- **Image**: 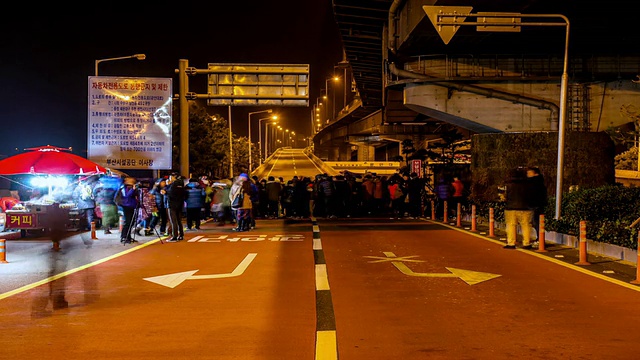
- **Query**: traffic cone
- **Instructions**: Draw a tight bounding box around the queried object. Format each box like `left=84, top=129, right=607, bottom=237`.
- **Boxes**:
left=0, top=239, right=8, bottom=263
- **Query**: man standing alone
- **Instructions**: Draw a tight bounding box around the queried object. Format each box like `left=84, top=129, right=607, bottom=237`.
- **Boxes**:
left=526, top=166, right=547, bottom=242
left=503, top=168, right=534, bottom=250
left=165, top=174, right=185, bottom=241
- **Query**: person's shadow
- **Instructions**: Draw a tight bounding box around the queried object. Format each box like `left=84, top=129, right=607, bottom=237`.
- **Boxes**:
left=31, top=206, right=100, bottom=319
left=31, top=249, right=68, bottom=319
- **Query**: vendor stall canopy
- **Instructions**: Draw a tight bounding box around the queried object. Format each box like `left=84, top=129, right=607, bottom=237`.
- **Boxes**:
left=0, top=145, right=107, bottom=175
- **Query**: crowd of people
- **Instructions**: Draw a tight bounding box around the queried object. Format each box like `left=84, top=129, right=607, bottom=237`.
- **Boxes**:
left=210, top=171, right=469, bottom=232
left=2, top=166, right=547, bottom=249
left=69, top=171, right=472, bottom=239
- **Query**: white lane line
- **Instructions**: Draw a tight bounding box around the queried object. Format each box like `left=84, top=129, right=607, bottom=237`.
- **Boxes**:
left=265, top=150, right=284, bottom=178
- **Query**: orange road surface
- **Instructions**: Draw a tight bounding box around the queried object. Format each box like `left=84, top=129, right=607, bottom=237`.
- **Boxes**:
left=0, top=224, right=316, bottom=360
left=317, top=219, right=640, bottom=359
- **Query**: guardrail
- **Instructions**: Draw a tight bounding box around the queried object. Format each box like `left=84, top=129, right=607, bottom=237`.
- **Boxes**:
left=324, top=161, right=401, bottom=168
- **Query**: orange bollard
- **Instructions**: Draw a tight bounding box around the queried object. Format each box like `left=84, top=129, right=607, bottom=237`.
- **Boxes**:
left=536, top=214, right=547, bottom=252
left=456, top=203, right=461, bottom=227
left=471, top=205, right=477, bottom=232
left=488, top=207, right=495, bottom=237
left=90, top=221, right=98, bottom=240
left=0, top=239, right=8, bottom=263
left=52, top=240, right=60, bottom=252
left=431, top=200, right=436, bottom=220
left=119, top=215, right=124, bottom=232
left=575, top=220, right=591, bottom=265
left=443, top=201, right=448, bottom=223
left=631, top=230, right=640, bottom=285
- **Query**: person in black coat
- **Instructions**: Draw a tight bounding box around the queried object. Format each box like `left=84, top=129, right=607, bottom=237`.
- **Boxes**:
left=503, top=167, right=534, bottom=249
left=526, top=166, right=547, bottom=241
left=184, top=179, right=205, bottom=230
left=164, top=174, right=185, bottom=241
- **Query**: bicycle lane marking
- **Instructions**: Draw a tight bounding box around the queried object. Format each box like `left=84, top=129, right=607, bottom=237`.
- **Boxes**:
left=0, top=230, right=317, bottom=360
left=318, top=222, right=640, bottom=359
left=424, top=219, right=640, bottom=293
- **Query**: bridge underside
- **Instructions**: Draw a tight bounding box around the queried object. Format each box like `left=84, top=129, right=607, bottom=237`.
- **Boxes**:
left=315, top=0, right=640, bottom=161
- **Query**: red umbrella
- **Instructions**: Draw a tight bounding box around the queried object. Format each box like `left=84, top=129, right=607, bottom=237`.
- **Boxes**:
left=0, top=145, right=106, bottom=175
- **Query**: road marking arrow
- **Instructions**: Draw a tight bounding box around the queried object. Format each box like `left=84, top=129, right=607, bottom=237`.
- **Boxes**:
left=373, top=252, right=501, bottom=286
left=143, top=253, right=257, bottom=288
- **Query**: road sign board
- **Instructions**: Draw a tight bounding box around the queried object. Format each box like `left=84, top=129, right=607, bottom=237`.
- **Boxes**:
left=476, top=12, right=521, bottom=32
left=207, top=63, right=309, bottom=106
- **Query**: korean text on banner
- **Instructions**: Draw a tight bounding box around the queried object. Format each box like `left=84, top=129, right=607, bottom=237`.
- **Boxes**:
left=87, top=76, right=173, bottom=170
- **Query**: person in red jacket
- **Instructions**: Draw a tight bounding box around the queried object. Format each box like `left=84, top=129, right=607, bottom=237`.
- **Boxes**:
left=451, top=176, right=465, bottom=219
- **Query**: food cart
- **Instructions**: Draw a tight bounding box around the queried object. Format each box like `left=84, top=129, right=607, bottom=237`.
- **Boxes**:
left=0, top=145, right=109, bottom=235
left=3, top=201, right=82, bottom=235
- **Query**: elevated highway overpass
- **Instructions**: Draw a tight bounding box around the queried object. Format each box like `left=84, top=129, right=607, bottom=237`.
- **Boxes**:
left=313, top=0, right=640, bottom=162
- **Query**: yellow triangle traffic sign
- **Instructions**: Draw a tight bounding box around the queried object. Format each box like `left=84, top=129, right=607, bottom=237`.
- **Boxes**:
left=423, top=5, right=473, bottom=45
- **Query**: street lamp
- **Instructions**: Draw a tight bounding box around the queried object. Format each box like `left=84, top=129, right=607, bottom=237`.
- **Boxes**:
left=95, top=54, right=146, bottom=76
left=248, top=109, right=273, bottom=173
left=324, top=76, right=340, bottom=122
left=277, top=126, right=283, bottom=150
left=259, top=115, right=278, bottom=166
left=265, top=121, right=278, bottom=158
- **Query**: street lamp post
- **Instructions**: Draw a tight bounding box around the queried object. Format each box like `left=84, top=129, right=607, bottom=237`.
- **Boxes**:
left=258, top=115, right=277, bottom=166
left=95, top=54, right=146, bottom=76
left=325, top=76, right=339, bottom=122
left=247, top=109, right=272, bottom=174
left=265, top=121, right=278, bottom=159
left=277, top=126, right=282, bottom=150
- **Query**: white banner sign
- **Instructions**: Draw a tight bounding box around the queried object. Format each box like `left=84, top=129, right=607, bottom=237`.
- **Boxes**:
left=87, top=76, right=172, bottom=170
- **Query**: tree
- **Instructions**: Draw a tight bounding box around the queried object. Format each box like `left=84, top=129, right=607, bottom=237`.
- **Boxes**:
left=229, top=135, right=261, bottom=176
left=401, top=138, right=415, bottom=165
left=615, top=146, right=638, bottom=170
left=172, top=101, right=234, bottom=179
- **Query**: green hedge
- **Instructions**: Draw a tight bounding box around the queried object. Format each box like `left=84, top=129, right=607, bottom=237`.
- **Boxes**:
left=470, top=184, right=640, bottom=250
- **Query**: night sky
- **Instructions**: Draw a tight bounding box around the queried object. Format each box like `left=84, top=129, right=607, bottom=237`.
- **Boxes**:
left=0, top=1, right=343, bottom=159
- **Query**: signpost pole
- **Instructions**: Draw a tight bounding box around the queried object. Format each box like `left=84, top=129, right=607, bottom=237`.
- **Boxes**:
left=228, top=106, right=234, bottom=178
left=178, top=59, right=190, bottom=179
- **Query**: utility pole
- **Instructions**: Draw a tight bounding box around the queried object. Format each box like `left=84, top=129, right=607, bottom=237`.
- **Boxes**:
left=178, top=59, right=189, bottom=179
left=228, top=106, right=233, bottom=178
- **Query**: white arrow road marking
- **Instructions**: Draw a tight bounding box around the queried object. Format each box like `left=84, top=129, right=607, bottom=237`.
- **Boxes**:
left=368, top=252, right=501, bottom=286
left=143, top=253, right=257, bottom=288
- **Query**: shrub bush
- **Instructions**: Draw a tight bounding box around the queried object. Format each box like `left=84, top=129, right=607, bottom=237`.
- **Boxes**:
left=470, top=184, right=640, bottom=249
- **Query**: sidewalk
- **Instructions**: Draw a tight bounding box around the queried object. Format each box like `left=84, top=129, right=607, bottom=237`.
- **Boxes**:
left=0, top=225, right=171, bottom=297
